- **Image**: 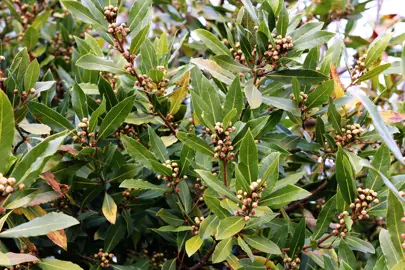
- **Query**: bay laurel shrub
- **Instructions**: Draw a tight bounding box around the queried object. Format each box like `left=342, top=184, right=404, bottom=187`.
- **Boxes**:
left=0, top=0, right=404, bottom=269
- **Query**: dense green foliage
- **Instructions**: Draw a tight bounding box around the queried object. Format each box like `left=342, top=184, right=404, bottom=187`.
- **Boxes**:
left=0, top=0, right=405, bottom=269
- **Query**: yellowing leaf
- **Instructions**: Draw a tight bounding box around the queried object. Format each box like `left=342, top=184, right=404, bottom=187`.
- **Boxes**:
left=102, top=193, right=117, bottom=224
left=330, top=64, right=345, bottom=98
left=170, top=72, right=190, bottom=114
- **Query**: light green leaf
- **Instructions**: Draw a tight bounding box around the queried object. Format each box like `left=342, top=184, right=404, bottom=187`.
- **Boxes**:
left=294, top=31, right=335, bottom=51
left=276, top=2, right=289, bottom=37
left=190, top=58, right=234, bottom=85
left=120, top=179, right=166, bottom=191
left=177, top=132, right=214, bottom=157
left=267, top=69, right=328, bottom=84
left=38, top=258, right=83, bottom=270
left=241, top=0, right=259, bottom=23
left=239, top=130, right=258, bottom=185
left=238, top=236, right=254, bottom=262
left=61, top=1, right=107, bottom=30
left=380, top=229, right=402, bottom=269
left=365, top=33, right=394, bottom=67
left=23, top=27, right=39, bottom=50
left=242, top=235, right=281, bottom=254
left=345, top=236, right=375, bottom=254
left=328, top=97, right=342, bottom=134
left=12, top=131, right=69, bottom=187
left=224, top=77, right=243, bottom=123
left=195, top=170, right=239, bottom=203
left=366, top=144, right=390, bottom=191
left=102, top=193, right=117, bottom=224
left=98, top=95, right=135, bottom=140
left=72, top=83, right=89, bottom=121
left=121, top=135, right=156, bottom=169
left=262, top=96, right=301, bottom=116
left=0, top=90, right=14, bottom=174
left=24, top=59, right=40, bottom=92
left=28, top=102, right=74, bottom=132
left=0, top=212, right=79, bottom=238
left=214, top=55, right=250, bottom=73
left=260, top=184, right=311, bottom=208
left=76, top=54, right=126, bottom=74
left=148, top=126, right=169, bottom=162
left=128, top=0, right=152, bottom=31
left=387, top=191, right=405, bottom=260
left=312, top=196, right=336, bottom=240
left=185, top=235, right=203, bottom=257
left=336, top=147, right=357, bottom=205
left=212, top=238, right=233, bottom=263
left=216, top=216, right=245, bottom=240
left=193, top=29, right=231, bottom=56
left=357, top=63, right=391, bottom=82
left=349, top=89, right=405, bottom=165
left=245, top=79, right=262, bottom=109
left=306, top=80, right=334, bottom=109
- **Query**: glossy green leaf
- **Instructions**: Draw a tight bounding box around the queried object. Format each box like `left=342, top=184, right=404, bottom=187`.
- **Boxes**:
left=242, top=235, right=281, bottom=254
left=0, top=90, right=14, bottom=174
left=72, top=83, right=89, bottom=121
left=76, top=54, right=126, bottom=74
left=98, top=95, right=135, bottom=140
left=306, top=80, right=334, bottom=109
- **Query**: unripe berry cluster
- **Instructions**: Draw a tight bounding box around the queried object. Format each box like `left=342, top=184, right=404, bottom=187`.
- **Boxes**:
left=289, top=91, right=309, bottom=111
left=108, top=23, right=130, bottom=37
left=283, top=256, right=301, bottom=270
left=235, top=179, right=266, bottom=221
left=114, top=124, right=139, bottom=140
left=191, top=216, right=204, bottom=235
left=103, top=5, right=118, bottom=23
left=332, top=211, right=350, bottom=237
left=335, top=124, right=364, bottom=148
left=230, top=42, right=246, bottom=64
left=150, top=252, right=167, bottom=268
left=73, top=118, right=96, bottom=147
left=50, top=199, right=70, bottom=212
left=0, top=174, right=24, bottom=194
left=134, top=68, right=169, bottom=96
left=329, top=4, right=354, bottom=21
left=93, top=249, right=114, bottom=268
left=122, top=188, right=133, bottom=198
left=157, top=160, right=188, bottom=191
left=349, top=54, right=367, bottom=80
left=289, top=91, right=308, bottom=103
left=49, top=32, right=73, bottom=63
left=261, top=34, right=294, bottom=65
left=203, top=122, right=236, bottom=161
left=349, top=188, right=379, bottom=220
left=194, top=178, right=206, bottom=202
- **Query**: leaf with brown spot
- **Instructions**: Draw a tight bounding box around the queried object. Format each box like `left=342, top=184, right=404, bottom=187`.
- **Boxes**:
left=21, top=206, right=68, bottom=250
left=380, top=110, right=405, bottom=123
left=58, top=145, right=79, bottom=156
left=40, top=171, right=69, bottom=196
